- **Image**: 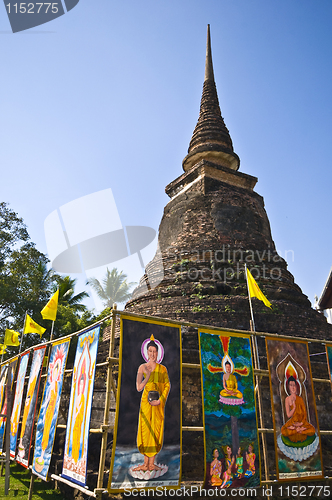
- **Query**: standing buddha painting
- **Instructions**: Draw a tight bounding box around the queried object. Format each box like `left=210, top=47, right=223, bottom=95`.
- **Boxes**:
left=199, top=330, right=260, bottom=490
left=108, top=317, right=182, bottom=492
left=62, top=325, right=100, bottom=487
left=266, top=338, right=323, bottom=480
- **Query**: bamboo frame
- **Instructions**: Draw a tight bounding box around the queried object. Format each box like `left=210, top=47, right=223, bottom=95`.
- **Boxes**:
left=3, top=307, right=332, bottom=498
left=95, top=304, right=117, bottom=497
left=251, top=329, right=270, bottom=496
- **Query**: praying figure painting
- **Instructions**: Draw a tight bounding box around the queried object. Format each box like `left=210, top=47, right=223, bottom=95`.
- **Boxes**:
left=266, top=338, right=323, bottom=481
left=108, top=317, right=182, bottom=492
left=62, top=325, right=100, bottom=487
left=325, top=344, right=332, bottom=391
left=199, top=330, right=260, bottom=490
left=16, top=346, right=46, bottom=468
left=32, top=339, right=70, bottom=481
left=0, top=357, right=18, bottom=453
left=10, top=351, right=30, bottom=459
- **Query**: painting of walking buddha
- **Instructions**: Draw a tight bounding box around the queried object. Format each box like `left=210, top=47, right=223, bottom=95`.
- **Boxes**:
left=266, top=338, right=323, bottom=480
left=62, top=326, right=100, bottom=487
left=199, top=330, right=260, bottom=490
left=108, top=316, right=182, bottom=492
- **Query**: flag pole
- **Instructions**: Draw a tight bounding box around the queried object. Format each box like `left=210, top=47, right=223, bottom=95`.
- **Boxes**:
left=244, top=263, right=256, bottom=332
left=245, top=264, right=270, bottom=493
left=19, top=311, right=28, bottom=355
left=50, top=321, right=55, bottom=343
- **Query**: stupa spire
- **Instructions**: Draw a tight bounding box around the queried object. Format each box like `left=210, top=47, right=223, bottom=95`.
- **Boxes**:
left=204, top=24, right=214, bottom=82
left=182, top=25, right=240, bottom=172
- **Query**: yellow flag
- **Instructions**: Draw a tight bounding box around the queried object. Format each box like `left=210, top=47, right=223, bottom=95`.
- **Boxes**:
left=23, top=314, right=46, bottom=338
left=246, top=267, right=272, bottom=309
left=4, top=329, right=20, bottom=347
left=41, top=289, right=59, bottom=321
left=0, top=344, right=6, bottom=355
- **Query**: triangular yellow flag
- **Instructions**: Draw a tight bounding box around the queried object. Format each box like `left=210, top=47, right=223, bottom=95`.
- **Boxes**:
left=41, top=289, right=59, bottom=321
left=0, top=344, right=6, bottom=355
left=4, top=329, right=20, bottom=347
left=23, top=314, right=46, bottom=338
left=246, top=267, right=272, bottom=309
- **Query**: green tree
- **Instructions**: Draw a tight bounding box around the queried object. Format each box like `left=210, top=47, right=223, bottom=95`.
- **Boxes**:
left=87, top=267, right=135, bottom=307
left=48, top=276, right=91, bottom=341
left=55, top=275, right=89, bottom=312
left=0, top=203, right=96, bottom=355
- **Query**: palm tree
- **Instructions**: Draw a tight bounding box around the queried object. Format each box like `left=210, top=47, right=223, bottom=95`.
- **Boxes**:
left=87, top=268, right=135, bottom=307
left=55, top=276, right=89, bottom=313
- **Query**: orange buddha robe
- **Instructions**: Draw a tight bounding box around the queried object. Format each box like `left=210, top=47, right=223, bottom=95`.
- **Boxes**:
left=281, top=395, right=315, bottom=443
left=137, top=363, right=170, bottom=458
left=71, top=393, right=85, bottom=463
left=41, top=384, right=57, bottom=451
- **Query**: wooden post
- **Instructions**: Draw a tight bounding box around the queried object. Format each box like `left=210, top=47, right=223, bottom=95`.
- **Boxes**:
left=250, top=329, right=270, bottom=498
left=96, top=305, right=117, bottom=491
left=4, top=366, right=12, bottom=496
left=27, top=473, right=35, bottom=500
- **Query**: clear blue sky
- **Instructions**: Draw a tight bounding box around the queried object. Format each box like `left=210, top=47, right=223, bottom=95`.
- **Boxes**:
left=1, top=0, right=332, bottom=312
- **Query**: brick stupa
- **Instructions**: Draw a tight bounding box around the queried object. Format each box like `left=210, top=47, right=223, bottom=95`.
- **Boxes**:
left=126, top=25, right=331, bottom=343
left=124, top=26, right=332, bottom=484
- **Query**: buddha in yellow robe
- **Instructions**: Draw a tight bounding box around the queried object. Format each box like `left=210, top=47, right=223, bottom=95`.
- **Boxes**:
left=71, top=375, right=85, bottom=463
left=281, top=376, right=315, bottom=443
left=133, top=340, right=170, bottom=472
left=220, top=361, right=243, bottom=399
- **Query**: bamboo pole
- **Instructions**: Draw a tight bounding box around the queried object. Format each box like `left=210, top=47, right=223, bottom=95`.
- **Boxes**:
left=27, top=319, right=55, bottom=500
left=51, top=473, right=97, bottom=498
left=4, top=366, right=12, bottom=496
left=250, top=329, right=271, bottom=498
left=96, top=304, right=117, bottom=492
left=19, top=311, right=28, bottom=355
left=27, top=473, right=35, bottom=500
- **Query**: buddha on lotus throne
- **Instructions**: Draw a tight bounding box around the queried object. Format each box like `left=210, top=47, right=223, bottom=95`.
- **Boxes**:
left=276, top=355, right=319, bottom=461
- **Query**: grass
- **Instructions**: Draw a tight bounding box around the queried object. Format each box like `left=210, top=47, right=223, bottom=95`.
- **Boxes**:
left=0, top=463, right=63, bottom=499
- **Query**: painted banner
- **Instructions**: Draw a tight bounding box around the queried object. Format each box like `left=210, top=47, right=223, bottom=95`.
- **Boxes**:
left=199, top=330, right=260, bottom=490
left=62, top=326, right=100, bottom=486
left=0, top=357, right=18, bottom=453
left=32, top=339, right=70, bottom=480
left=10, top=351, right=30, bottom=459
left=326, top=345, right=332, bottom=389
left=108, top=317, right=182, bottom=492
left=16, top=345, right=46, bottom=467
left=266, top=338, right=323, bottom=480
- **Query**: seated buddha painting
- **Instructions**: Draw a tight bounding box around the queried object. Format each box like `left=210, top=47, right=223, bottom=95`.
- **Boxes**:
left=266, top=338, right=323, bottom=481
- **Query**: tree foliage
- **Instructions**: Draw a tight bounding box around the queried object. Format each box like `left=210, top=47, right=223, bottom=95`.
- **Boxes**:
left=0, top=203, right=98, bottom=356
left=87, top=267, right=135, bottom=307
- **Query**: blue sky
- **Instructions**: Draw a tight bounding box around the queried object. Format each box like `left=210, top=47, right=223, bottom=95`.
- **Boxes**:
left=1, top=1, right=332, bottom=313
